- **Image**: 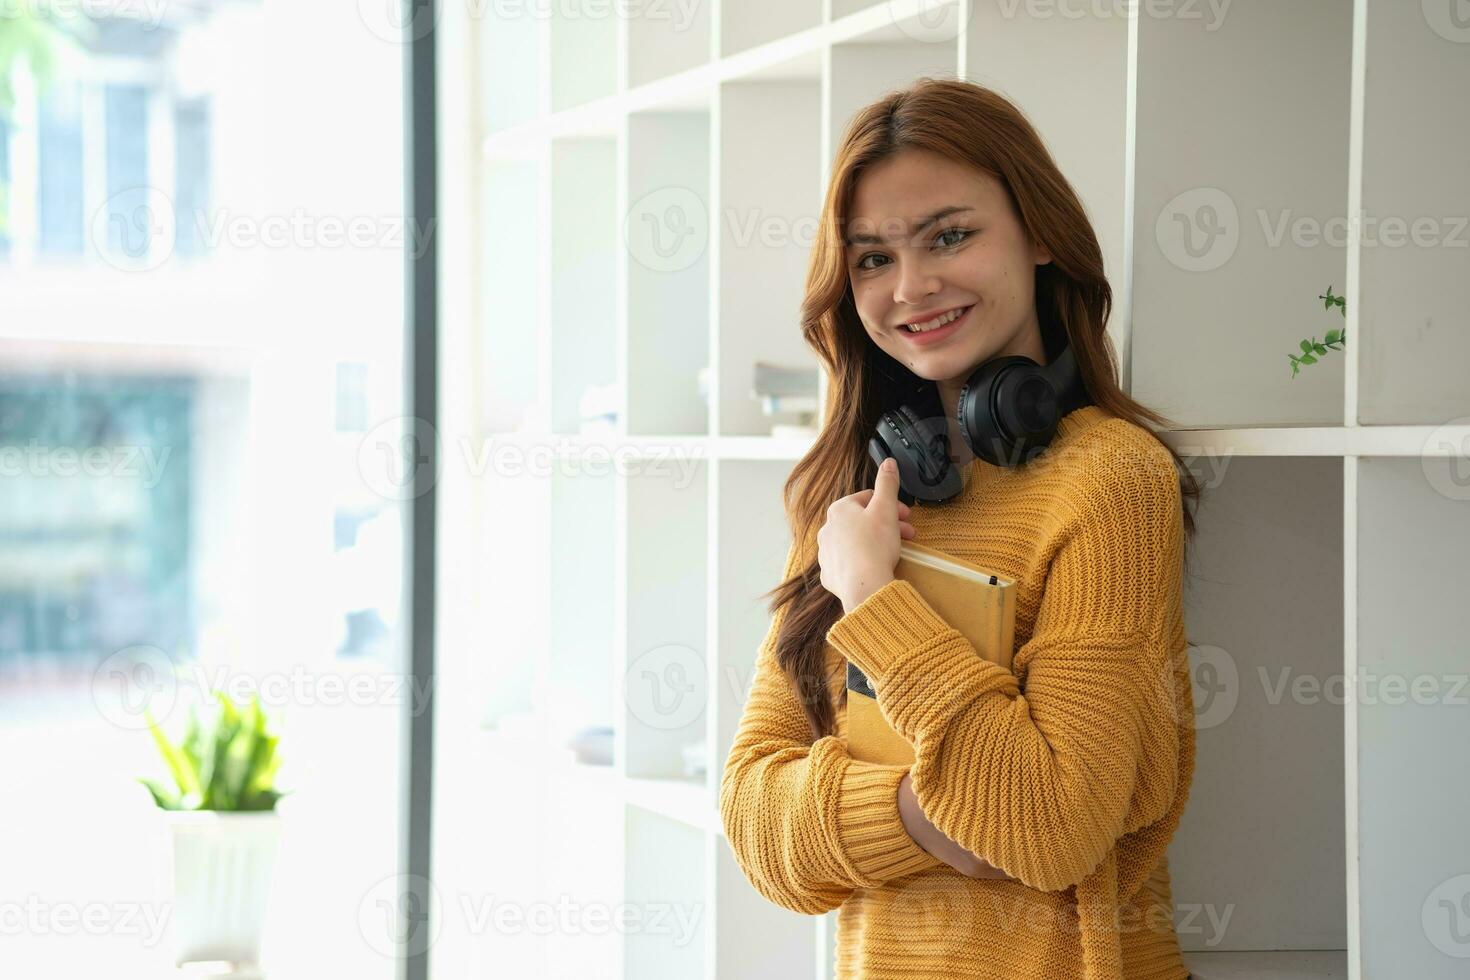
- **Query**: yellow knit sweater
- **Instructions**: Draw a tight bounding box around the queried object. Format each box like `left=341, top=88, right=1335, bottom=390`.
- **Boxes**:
left=719, top=404, right=1195, bottom=980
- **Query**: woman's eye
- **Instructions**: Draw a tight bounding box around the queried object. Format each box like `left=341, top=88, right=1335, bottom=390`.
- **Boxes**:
left=854, top=228, right=970, bottom=271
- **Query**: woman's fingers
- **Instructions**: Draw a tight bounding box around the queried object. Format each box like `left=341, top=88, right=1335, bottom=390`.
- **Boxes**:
left=847, top=488, right=911, bottom=519
left=899, top=521, right=916, bottom=540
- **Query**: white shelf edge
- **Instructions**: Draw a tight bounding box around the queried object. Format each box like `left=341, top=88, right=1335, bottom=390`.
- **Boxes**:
left=1181, top=948, right=1348, bottom=980
left=483, top=0, right=961, bottom=157
left=472, top=425, right=1469, bottom=461
left=1157, top=424, right=1470, bottom=458
left=623, top=774, right=721, bottom=833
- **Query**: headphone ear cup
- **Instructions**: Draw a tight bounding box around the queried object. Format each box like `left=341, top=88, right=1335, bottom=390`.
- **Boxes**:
left=957, top=355, right=1061, bottom=467
left=895, top=404, right=949, bottom=462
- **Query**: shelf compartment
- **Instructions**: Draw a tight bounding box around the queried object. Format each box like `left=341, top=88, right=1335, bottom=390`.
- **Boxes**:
left=624, top=808, right=707, bottom=980
left=476, top=5, right=544, bottom=134
left=480, top=157, right=545, bottom=433
left=826, top=37, right=960, bottom=178
left=710, top=460, right=796, bottom=780
left=1354, top=2, right=1470, bottom=424
left=624, top=109, right=712, bottom=436
left=722, top=0, right=822, bottom=58
left=959, top=3, right=1129, bottom=357
left=475, top=459, right=552, bottom=729
left=1131, top=1, right=1352, bottom=428
left=626, top=0, right=712, bottom=88
left=551, top=3, right=617, bottom=113
left=712, top=843, right=818, bottom=980
left=548, top=467, right=617, bottom=748
left=551, top=136, right=619, bottom=434
left=1354, top=457, right=1470, bottom=977
left=1170, top=457, right=1345, bottom=952
left=620, top=461, right=709, bottom=781
left=716, top=78, right=823, bottom=437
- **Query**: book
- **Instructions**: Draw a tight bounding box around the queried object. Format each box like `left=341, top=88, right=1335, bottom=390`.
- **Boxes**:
left=842, top=540, right=1017, bottom=766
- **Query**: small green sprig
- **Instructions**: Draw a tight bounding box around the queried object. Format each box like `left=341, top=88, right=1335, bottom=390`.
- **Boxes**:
left=1288, top=285, right=1348, bottom=378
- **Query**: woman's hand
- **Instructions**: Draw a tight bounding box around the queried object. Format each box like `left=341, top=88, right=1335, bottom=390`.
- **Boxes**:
left=818, top=458, right=915, bottom=614
left=898, top=771, right=1015, bottom=880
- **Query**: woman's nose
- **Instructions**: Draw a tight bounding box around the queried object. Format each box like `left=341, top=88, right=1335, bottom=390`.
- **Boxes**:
left=893, top=256, right=941, bottom=307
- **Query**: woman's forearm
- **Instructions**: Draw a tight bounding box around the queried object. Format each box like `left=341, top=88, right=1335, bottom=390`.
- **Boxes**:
left=898, top=771, right=1014, bottom=880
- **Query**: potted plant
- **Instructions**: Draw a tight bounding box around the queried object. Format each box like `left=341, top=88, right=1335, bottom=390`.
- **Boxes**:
left=140, top=690, right=289, bottom=974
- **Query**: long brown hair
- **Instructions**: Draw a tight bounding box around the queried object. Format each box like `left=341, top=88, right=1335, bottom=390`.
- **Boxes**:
left=763, top=77, right=1203, bottom=740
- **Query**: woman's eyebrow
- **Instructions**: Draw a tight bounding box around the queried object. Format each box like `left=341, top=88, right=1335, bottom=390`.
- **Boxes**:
left=843, top=205, right=974, bottom=246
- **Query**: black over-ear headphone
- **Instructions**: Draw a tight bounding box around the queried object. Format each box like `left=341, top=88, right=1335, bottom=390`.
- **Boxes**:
left=867, top=340, right=1092, bottom=506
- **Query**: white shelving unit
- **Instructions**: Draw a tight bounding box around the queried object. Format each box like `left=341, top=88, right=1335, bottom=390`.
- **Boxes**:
left=435, top=1, right=1470, bottom=978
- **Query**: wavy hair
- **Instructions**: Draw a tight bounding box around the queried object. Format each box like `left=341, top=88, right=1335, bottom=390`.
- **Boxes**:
left=762, top=77, right=1203, bottom=740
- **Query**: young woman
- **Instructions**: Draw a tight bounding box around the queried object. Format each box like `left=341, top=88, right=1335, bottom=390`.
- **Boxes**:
left=719, top=78, right=1203, bottom=980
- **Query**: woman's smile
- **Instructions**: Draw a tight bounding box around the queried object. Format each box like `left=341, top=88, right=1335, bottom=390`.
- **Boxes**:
left=898, top=303, right=973, bottom=346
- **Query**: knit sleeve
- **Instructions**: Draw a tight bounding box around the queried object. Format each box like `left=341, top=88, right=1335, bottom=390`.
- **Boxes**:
left=824, top=443, right=1187, bottom=894
left=719, top=538, right=946, bottom=916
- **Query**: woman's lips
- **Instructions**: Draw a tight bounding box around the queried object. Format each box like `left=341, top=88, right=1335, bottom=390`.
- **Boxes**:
left=899, top=305, right=971, bottom=346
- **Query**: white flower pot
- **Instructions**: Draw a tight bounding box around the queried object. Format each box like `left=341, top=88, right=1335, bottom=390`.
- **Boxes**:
left=166, top=810, right=281, bottom=970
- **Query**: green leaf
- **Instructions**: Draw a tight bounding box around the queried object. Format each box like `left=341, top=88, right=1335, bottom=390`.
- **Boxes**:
left=216, top=689, right=242, bottom=728
left=138, top=777, right=180, bottom=810
left=1299, top=352, right=1318, bottom=365
left=1300, top=339, right=1314, bottom=354
left=1324, top=329, right=1341, bottom=344
left=145, top=707, right=202, bottom=801
left=1312, top=343, right=1328, bottom=355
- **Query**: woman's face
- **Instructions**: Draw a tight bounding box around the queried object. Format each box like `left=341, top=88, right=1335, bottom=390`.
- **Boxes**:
left=843, top=149, right=1052, bottom=386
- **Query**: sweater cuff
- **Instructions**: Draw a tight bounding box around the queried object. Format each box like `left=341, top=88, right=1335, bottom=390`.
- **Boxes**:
left=834, top=759, right=945, bottom=881
left=825, top=579, right=952, bottom=682
left=826, top=578, right=1020, bottom=742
